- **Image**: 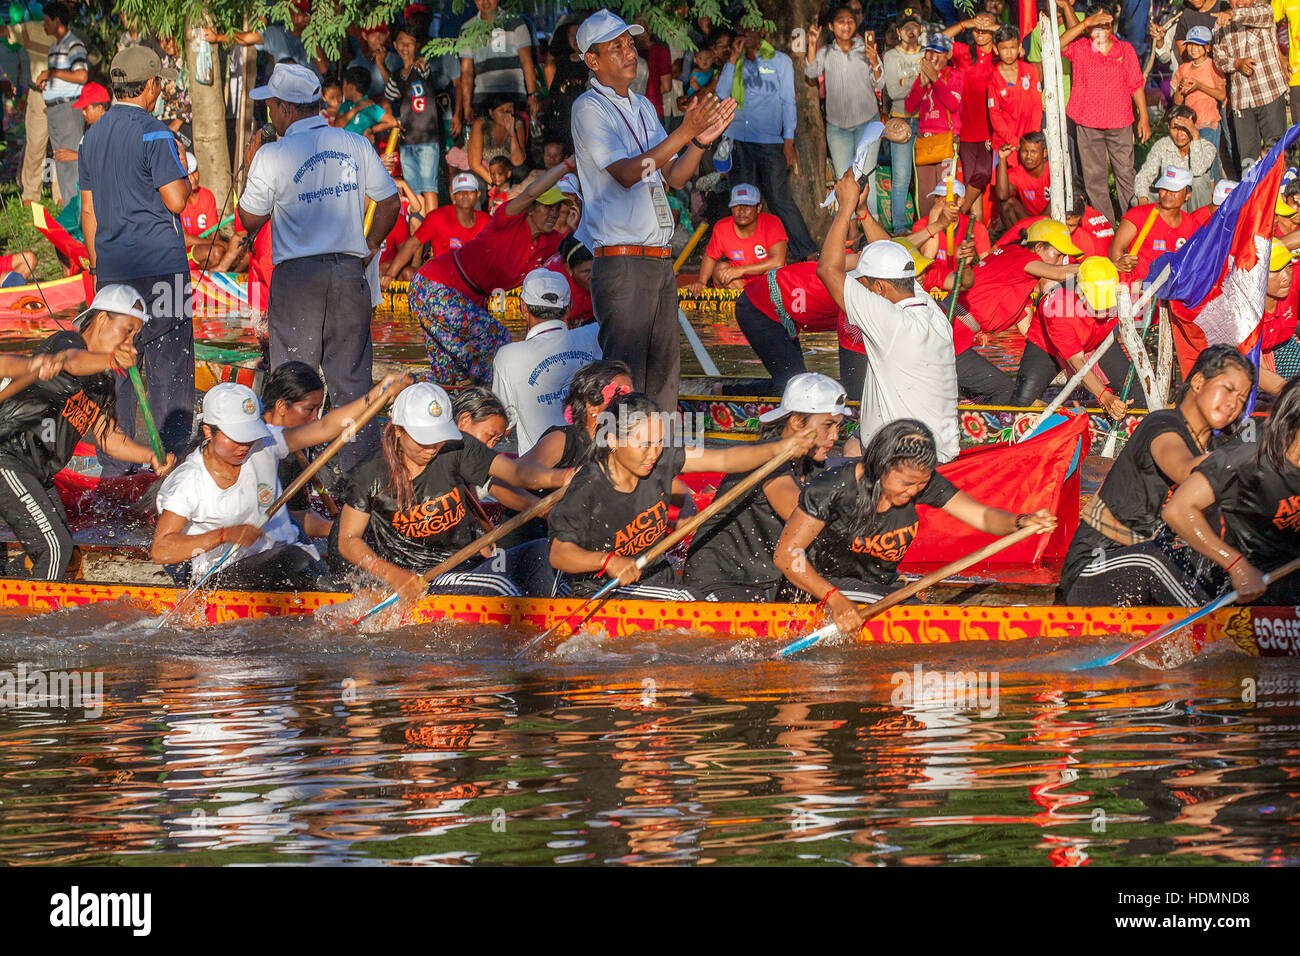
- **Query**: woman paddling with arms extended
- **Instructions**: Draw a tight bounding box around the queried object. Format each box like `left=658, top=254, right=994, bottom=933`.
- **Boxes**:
left=0, top=285, right=177, bottom=581
left=152, top=374, right=410, bottom=589
left=547, top=392, right=816, bottom=601
left=683, top=373, right=850, bottom=601
left=1162, top=375, right=1300, bottom=607
left=1061, top=345, right=1255, bottom=606
left=774, top=419, right=1056, bottom=637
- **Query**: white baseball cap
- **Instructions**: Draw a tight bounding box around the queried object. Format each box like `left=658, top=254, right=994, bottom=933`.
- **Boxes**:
left=848, top=240, right=917, bottom=280
left=251, top=63, right=323, bottom=104
left=451, top=172, right=479, bottom=194
left=186, top=151, right=198, bottom=175
left=1212, top=179, right=1238, bottom=205
left=391, top=382, right=461, bottom=445
left=201, top=383, right=273, bottom=445
left=729, top=183, right=761, bottom=207
left=521, top=267, right=572, bottom=309
left=1155, top=164, right=1194, bottom=192
left=928, top=179, right=967, bottom=199
left=576, top=9, right=644, bottom=54
left=758, top=373, right=855, bottom=423
left=558, top=172, right=581, bottom=195
left=75, top=283, right=151, bottom=331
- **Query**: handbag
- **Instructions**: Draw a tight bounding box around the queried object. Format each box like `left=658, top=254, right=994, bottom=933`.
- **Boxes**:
left=913, top=73, right=955, bottom=167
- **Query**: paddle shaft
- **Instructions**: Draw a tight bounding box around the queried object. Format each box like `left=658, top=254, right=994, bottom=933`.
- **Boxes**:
left=197, top=212, right=236, bottom=239
left=673, top=222, right=709, bottom=275
left=945, top=257, right=967, bottom=324
left=364, top=129, right=401, bottom=237
left=778, top=524, right=1041, bottom=656
left=128, top=366, right=165, bottom=464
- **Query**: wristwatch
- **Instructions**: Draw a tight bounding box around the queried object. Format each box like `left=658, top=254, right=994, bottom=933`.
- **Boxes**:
left=691, top=136, right=708, bottom=150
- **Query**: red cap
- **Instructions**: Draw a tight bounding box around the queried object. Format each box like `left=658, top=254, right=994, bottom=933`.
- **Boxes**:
left=72, top=83, right=110, bottom=109
left=405, top=3, right=428, bottom=16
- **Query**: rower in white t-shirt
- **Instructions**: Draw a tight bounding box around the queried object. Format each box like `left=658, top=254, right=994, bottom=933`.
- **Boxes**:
left=490, top=268, right=601, bottom=454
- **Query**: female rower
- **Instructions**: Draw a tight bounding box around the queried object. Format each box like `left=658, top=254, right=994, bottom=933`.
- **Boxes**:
left=774, top=419, right=1056, bottom=637
left=451, top=385, right=539, bottom=516
left=153, top=374, right=409, bottom=589
left=1163, top=374, right=1300, bottom=606
left=519, top=360, right=633, bottom=472
left=261, top=361, right=328, bottom=519
left=1061, top=345, right=1255, bottom=606
left=547, top=392, right=816, bottom=600
left=683, top=373, right=849, bottom=601
left=0, top=286, right=176, bottom=581
left=333, top=383, right=572, bottom=600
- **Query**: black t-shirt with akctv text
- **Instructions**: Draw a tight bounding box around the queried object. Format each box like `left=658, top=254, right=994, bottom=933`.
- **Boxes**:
left=338, top=434, right=498, bottom=572
left=1195, top=440, right=1300, bottom=573
left=0, top=330, right=115, bottom=483
left=547, top=445, right=686, bottom=596
left=798, top=461, right=958, bottom=589
left=683, top=459, right=825, bottom=593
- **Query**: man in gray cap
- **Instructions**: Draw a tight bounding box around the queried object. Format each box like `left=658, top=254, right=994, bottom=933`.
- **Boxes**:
left=79, top=42, right=194, bottom=476
left=238, top=63, right=400, bottom=472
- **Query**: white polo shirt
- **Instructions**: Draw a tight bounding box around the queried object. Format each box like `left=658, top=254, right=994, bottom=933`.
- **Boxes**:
left=843, top=278, right=960, bottom=463
left=240, top=116, right=398, bottom=264
left=490, top=320, right=602, bottom=453
left=571, top=77, right=674, bottom=248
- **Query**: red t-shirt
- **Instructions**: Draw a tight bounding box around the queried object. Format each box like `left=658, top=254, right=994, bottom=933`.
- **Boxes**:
left=1260, top=286, right=1299, bottom=351
left=987, top=60, right=1043, bottom=151
left=381, top=198, right=411, bottom=264
left=415, top=205, right=491, bottom=259
left=1119, top=204, right=1199, bottom=284
left=742, top=261, right=841, bottom=332
left=913, top=214, right=990, bottom=293
left=951, top=41, right=996, bottom=143
left=417, top=203, right=564, bottom=305
left=958, top=243, right=1041, bottom=333
left=645, top=42, right=672, bottom=117
left=996, top=208, right=1115, bottom=259
left=541, top=250, right=594, bottom=325
left=1007, top=160, right=1051, bottom=216
left=705, top=213, right=788, bottom=267
left=180, top=186, right=219, bottom=237
left=1026, top=284, right=1117, bottom=366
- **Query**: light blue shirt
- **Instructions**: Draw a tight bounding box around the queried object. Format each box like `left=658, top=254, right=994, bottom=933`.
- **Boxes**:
left=715, top=50, right=798, bottom=145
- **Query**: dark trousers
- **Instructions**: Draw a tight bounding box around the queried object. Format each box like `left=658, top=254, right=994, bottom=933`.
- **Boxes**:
left=0, top=458, right=73, bottom=581
left=1076, top=125, right=1135, bottom=225
left=719, top=294, right=806, bottom=396
left=591, top=253, right=679, bottom=412
left=1012, top=340, right=1131, bottom=407
left=1232, top=94, right=1289, bottom=166
left=167, top=542, right=329, bottom=590
left=839, top=346, right=867, bottom=403
left=956, top=347, right=1015, bottom=405
left=269, top=253, right=377, bottom=472
left=732, top=141, right=818, bottom=260
left=97, top=272, right=195, bottom=478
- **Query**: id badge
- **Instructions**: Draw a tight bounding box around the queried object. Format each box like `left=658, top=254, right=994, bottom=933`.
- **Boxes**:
left=650, top=181, right=674, bottom=231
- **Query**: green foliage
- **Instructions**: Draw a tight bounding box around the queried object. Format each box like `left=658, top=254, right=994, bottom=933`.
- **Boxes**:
left=0, top=186, right=65, bottom=283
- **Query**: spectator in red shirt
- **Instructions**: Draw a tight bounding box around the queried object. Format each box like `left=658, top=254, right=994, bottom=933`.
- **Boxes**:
left=1110, top=165, right=1199, bottom=288
left=995, top=132, right=1051, bottom=224
left=692, top=183, right=789, bottom=291
left=905, top=33, right=965, bottom=207
left=997, top=190, right=1117, bottom=258
left=634, top=23, right=673, bottom=118
left=986, top=24, right=1042, bottom=154
left=179, top=151, right=243, bottom=272
left=1060, top=2, right=1150, bottom=225
left=909, top=179, right=990, bottom=293
left=383, top=173, right=491, bottom=286
left=943, top=11, right=1000, bottom=216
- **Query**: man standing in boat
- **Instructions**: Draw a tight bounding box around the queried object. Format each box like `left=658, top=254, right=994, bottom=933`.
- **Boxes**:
left=571, top=9, right=736, bottom=411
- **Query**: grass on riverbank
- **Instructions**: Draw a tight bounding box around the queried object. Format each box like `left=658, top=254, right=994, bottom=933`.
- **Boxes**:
left=0, top=185, right=67, bottom=283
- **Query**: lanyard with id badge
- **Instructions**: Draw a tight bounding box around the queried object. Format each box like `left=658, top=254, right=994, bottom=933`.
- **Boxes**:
left=607, top=94, right=675, bottom=232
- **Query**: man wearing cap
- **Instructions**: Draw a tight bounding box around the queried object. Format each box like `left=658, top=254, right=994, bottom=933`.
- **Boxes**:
left=818, top=172, right=960, bottom=462
left=238, top=62, right=400, bottom=473
left=692, top=183, right=788, bottom=292
left=1110, top=164, right=1199, bottom=288
left=78, top=43, right=194, bottom=476
left=571, top=9, right=736, bottom=411
left=959, top=217, right=1082, bottom=336
left=384, top=173, right=491, bottom=285
left=490, top=268, right=602, bottom=453
left=50, top=82, right=109, bottom=176
left=1133, top=106, right=1216, bottom=211
left=35, top=2, right=87, bottom=205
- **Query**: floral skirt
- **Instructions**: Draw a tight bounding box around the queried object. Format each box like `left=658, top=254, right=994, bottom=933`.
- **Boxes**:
left=408, top=273, right=511, bottom=384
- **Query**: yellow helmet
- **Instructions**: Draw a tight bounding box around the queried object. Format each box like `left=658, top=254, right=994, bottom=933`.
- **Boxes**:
left=894, top=237, right=934, bottom=275
left=1077, top=256, right=1119, bottom=313
left=1025, top=218, right=1084, bottom=257
left=1276, top=195, right=1297, bottom=217
left=1270, top=239, right=1298, bottom=271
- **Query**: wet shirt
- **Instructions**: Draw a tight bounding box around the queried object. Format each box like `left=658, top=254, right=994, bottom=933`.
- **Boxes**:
left=340, top=434, right=498, bottom=572
left=547, top=445, right=686, bottom=596
left=799, top=461, right=958, bottom=588
left=0, top=331, right=114, bottom=482
left=1098, top=409, right=1205, bottom=539
left=1195, top=440, right=1300, bottom=572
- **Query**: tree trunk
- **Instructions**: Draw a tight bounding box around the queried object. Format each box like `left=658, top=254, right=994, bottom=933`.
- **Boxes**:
left=185, top=15, right=232, bottom=225
left=763, top=0, right=832, bottom=244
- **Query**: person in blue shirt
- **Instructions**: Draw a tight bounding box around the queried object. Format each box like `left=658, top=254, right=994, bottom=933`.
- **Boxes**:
left=714, top=26, right=816, bottom=261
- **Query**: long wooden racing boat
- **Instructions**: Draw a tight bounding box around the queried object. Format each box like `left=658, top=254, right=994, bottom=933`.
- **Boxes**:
left=0, top=578, right=1293, bottom=658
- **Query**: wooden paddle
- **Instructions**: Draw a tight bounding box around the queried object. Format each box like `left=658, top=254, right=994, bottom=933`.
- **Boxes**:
left=364, top=128, right=401, bottom=237
left=349, top=484, right=568, bottom=627
left=1089, top=555, right=1300, bottom=668
left=155, top=379, right=400, bottom=629
left=775, top=524, right=1045, bottom=658
left=514, top=437, right=810, bottom=659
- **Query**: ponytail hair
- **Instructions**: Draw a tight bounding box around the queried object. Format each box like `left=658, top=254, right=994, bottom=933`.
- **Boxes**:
left=1260, top=375, right=1300, bottom=471
left=848, top=419, right=939, bottom=537
left=593, top=392, right=661, bottom=471
left=381, top=423, right=417, bottom=516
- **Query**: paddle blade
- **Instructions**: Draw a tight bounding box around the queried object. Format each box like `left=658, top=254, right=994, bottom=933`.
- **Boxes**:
left=776, top=622, right=837, bottom=658
left=351, top=591, right=398, bottom=627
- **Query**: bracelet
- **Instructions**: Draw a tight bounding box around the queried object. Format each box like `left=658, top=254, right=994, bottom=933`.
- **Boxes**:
left=600, top=552, right=615, bottom=575
left=564, top=157, right=576, bottom=171
left=1226, top=555, right=1243, bottom=573
left=1101, top=387, right=1112, bottom=399
left=818, top=586, right=840, bottom=608
left=691, top=136, right=708, bottom=150
left=1015, top=513, right=1028, bottom=530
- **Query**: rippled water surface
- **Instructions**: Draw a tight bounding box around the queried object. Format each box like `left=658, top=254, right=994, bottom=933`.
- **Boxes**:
left=1, top=601, right=1298, bottom=867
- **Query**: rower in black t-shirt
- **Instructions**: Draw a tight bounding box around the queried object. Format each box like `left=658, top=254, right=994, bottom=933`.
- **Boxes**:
left=1164, top=375, right=1300, bottom=607
left=333, top=382, right=571, bottom=603
left=683, top=373, right=849, bottom=601
left=774, top=418, right=1057, bottom=638
left=547, top=392, right=816, bottom=600
left=1062, top=346, right=1256, bottom=607
left=0, top=285, right=177, bottom=580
